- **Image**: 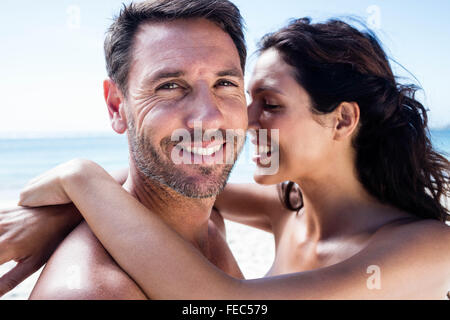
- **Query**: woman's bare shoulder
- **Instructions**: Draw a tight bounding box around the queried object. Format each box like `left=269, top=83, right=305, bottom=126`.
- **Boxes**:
left=374, top=217, right=450, bottom=246
left=369, top=218, right=450, bottom=285
left=330, top=218, right=450, bottom=299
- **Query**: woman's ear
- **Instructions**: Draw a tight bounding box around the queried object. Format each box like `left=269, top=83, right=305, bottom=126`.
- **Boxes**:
left=103, top=79, right=127, bottom=134
left=333, top=102, right=360, bottom=141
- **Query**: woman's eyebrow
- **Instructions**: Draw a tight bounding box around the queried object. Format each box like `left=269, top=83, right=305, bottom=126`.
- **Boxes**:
left=249, top=86, right=285, bottom=96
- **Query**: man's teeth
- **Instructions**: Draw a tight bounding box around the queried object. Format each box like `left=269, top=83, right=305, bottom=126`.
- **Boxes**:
left=182, top=144, right=223, bottom=156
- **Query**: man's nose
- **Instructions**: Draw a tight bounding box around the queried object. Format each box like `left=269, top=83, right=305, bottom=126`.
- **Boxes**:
left=185, top=88, right=224, bottom=130
left=247, top=101, right=261, bottom=130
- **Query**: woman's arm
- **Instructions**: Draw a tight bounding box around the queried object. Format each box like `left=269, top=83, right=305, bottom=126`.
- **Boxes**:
left=214, top=183, right=290, bottom=233
left=20, top=160, right=240, bottom=299
left=19, top=160, right=450, bottom=299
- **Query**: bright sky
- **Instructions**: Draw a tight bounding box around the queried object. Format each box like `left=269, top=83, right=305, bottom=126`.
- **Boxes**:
left=1, top=0, right=449, bottom=136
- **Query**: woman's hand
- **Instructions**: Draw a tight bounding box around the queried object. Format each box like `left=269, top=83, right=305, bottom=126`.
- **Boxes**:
left=0, top=204, right=82, bottom=297
left=0, top=160, right=127, bottom=297
left=18, top=159, right=93, bottom=208
left=1, top=159, right=100, bottom=296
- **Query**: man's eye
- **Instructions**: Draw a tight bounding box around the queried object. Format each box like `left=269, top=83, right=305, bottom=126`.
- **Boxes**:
left=217, top=80, right=237, bottom=87
left=158, top=83, right=181, bottom=90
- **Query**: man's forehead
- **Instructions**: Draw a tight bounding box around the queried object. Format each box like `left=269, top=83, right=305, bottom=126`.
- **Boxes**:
left=133, top=18, right=236, bottom=53
left=130, top=19, right=243, bottom=79
left=132, top=48, right=243, bottom=81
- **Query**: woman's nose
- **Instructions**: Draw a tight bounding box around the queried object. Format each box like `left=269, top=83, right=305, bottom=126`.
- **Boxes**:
left=247, top=101, right=261, bottom=130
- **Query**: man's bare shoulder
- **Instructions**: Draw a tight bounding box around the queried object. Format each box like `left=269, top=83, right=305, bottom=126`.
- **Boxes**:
left=29, top=221, right=147, bottom=300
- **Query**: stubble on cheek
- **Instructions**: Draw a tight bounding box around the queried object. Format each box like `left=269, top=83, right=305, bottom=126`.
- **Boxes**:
left=127, top=121, right=237, bottom=198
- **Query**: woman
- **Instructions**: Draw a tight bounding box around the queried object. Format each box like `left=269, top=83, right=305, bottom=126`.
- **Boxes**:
left=9, top=18, right=450, bottom=298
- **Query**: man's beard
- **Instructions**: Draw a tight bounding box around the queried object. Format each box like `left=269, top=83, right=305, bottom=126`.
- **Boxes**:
left=127, top=119, right=243, bottom=199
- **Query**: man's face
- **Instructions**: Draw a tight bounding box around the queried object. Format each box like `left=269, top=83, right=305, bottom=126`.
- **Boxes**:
left=124, top=18, right=247, bottom=198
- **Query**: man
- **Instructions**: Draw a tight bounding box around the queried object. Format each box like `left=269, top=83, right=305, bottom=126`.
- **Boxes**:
left=7, top=0, right=249, bottom=299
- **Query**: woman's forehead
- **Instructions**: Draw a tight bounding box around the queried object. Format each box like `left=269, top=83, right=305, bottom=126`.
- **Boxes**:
left=248, top=51, right=295, bottom=94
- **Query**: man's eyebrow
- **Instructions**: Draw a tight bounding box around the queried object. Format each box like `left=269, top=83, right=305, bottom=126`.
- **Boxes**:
left=216, top=68, right=243, bottom=78
left=143, top=70, right=185, bottom=87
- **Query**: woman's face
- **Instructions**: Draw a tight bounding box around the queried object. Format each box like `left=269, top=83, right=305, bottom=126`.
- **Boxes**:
left=247, top=48, right=335, bottom=185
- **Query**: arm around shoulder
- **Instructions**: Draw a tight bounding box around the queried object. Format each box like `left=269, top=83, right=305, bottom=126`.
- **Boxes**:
left=29, top=222, right=147, bottom=300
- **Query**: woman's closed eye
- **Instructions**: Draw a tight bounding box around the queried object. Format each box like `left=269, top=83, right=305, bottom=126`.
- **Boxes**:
left=264, top=103, right=280, bottom=110
left=263, top=99, right=281, bottom=110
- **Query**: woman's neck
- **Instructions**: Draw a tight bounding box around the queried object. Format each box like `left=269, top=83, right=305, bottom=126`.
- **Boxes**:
left=294, top=159, right=408, bottom=242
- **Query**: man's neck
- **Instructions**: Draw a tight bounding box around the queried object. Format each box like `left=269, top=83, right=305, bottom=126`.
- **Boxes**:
left=122, top=164, right=215, bottom=254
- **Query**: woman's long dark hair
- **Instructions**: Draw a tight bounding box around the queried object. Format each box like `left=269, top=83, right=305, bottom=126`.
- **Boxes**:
left=263, top=18, right=450, bottom=222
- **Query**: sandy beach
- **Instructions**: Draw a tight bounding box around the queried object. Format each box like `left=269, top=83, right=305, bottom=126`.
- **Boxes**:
left=0, top=218, right=275, bottom=300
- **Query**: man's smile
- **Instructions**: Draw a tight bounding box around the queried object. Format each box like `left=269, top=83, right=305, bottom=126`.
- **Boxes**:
left=171, top=142, right=227, bottom=165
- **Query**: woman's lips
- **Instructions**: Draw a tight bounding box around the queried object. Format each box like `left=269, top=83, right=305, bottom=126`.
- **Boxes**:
left=250, top=137, right=274, bottom=154
left=252, top=145, right=277, bottom=167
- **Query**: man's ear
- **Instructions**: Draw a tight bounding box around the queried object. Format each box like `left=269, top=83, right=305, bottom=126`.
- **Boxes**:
left=333, top=102, right=360, bottom=141
left=103, top=79, right=127, bottom=134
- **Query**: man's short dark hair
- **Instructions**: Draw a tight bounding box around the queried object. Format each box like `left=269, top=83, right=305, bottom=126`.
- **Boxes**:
left=104, top=0, right=247, bottom=96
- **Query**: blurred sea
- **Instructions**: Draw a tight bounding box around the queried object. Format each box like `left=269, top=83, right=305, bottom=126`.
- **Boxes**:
left=0, top=130, right=449, bottom=203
